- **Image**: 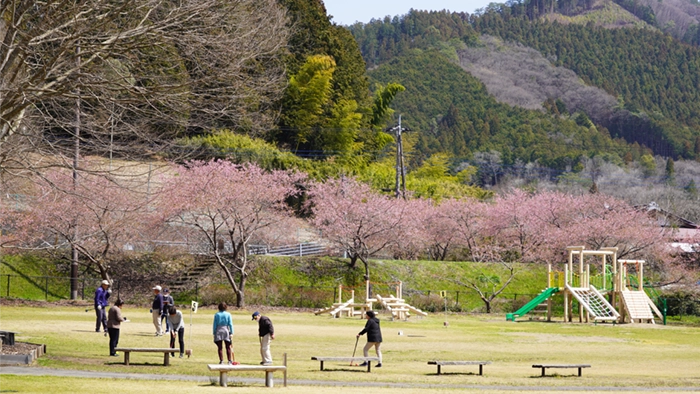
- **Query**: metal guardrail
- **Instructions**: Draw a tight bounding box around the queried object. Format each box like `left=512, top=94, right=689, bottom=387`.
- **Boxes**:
left=248, top=242, right=326, bottom=257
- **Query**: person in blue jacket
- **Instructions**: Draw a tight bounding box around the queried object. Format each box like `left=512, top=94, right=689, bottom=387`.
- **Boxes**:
left=94, top=280, right=111, bottom=335
left=213, top=302, right=237, bottom=365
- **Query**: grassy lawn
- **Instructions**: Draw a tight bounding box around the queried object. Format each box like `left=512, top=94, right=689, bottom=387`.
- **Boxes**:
left=1, top=304, right=700, bottom=392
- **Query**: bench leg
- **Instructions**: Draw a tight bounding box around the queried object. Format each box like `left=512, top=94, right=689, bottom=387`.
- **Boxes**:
left=578, top=367, right=582, bottom=377
left=479, top=364, right=483, bottom=376
left=220, top=371, right=227, bottom=387
left=437, top=365, right=441, bottom=375
left=367, top=362, right=371, bottom=373
left=320, top=360, right=324, bottom=371
left=541, top=367, right=545, bottom=377
left=265, top=371, right=274, bottom=387
left=164, top=352, right=170, bottom=366
left=124, top=352, right=130, bottom=366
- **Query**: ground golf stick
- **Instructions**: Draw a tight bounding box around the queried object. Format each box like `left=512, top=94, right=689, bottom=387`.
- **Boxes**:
left=350, top=336, right=359, bottom=366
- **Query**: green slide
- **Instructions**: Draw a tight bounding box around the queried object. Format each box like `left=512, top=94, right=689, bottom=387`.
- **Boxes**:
left=506, top=287, right=559, bottom=321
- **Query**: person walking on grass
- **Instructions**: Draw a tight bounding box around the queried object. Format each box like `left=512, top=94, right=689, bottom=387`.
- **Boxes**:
left=252, top=311, right=274, bottom=365
left=94, top=280, right=111, bottom=335
left=161, top=288, right=174, bottom=333
left=357, top=310, right=382, bottom=367
left=107, top=299, right=127, bottom=357
left=167, top=306, right=186, bottom=358
left=213, top=302, right=238, bottom=365
left=151, top=285, right=163, bottom=336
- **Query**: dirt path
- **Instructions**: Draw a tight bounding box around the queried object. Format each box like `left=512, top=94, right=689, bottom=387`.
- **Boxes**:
left=2, top=366, right=700, bottom=392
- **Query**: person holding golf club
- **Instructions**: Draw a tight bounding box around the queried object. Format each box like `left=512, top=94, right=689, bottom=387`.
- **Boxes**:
left=167, top=306, right=185, bottom=358
left=252, top=311, right=274, bottom=365
left=357, top=310, right=383, bottom=367
left=94, top=280, right=111, bottom=335
left=213, top=302, right=238, bottom=365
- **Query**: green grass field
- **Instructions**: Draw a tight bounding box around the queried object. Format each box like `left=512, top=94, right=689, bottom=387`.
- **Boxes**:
left=1, top=304, right=700, bottom=392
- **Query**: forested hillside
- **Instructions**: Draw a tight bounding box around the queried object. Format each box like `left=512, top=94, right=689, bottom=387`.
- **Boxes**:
left=350, top=6, right=700, bottom=163
left=367, top=49, right=627, bottom=171
left=473, top=7, right=700, bottom=160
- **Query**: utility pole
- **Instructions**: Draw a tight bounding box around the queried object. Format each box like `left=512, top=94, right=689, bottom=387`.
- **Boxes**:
left=71, top=43, right=81, bottom=300
left=387, top=115, right=410, bottom=199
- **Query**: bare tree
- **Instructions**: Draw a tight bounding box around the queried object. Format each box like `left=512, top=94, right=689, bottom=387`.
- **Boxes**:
left=1, top=0, right=289, bottom=168
left=452, top=262, right=515, bottom=313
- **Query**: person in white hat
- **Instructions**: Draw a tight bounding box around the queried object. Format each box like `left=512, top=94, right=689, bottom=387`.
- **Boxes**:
left=151, top=285, right=164, bottom=336
left=94, top=280, right=111, bottom=335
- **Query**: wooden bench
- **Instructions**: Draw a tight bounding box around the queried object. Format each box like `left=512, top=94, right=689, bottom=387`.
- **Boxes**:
left=114, top=347, right=189, bottom=366
left=311, top=356, right=379, bottom=372
left=208, top=354, right=287, bottom=388
left=427, top=360, right=491, bottom=375
left=532, top=364, right=591, bottom=377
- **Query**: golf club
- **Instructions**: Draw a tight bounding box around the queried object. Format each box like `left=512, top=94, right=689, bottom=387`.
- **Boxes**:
left=350, top=336, right=359, bottom=366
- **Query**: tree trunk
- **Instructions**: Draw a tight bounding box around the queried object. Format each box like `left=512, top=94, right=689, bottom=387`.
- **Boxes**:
left=358, top=255, right=370, bottom=281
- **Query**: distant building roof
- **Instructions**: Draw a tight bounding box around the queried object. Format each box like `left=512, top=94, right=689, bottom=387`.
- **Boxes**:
left=638, top=201, right=700, bottom=229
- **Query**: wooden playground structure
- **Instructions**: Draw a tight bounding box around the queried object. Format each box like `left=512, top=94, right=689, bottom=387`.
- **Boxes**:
left=314, top=281, right=427, bottom=320
left=507, top=246, right=664, bottom=324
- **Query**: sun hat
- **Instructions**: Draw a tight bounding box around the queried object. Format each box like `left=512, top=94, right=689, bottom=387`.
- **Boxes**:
left=153, top=285, right=162, bottom=291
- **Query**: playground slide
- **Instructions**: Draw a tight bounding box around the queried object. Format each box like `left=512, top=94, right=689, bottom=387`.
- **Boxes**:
left=506, top=287, right=559, bottom=321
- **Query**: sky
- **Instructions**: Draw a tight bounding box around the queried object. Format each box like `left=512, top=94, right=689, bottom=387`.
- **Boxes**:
left=322, top=0, right=492, bottom=26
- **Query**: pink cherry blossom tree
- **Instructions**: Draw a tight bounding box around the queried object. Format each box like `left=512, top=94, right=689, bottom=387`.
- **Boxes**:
left=389, top=197, right=432, bottom=260
left=309, top=177, right=411, bottom=281
left=158, top=160, right=300, bottom=307
left=1, top=169, right=149, bottom=283
left=429, top=198, right=490, bottom=262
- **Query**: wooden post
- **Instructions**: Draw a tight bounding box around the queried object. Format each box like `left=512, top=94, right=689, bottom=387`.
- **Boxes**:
left=585, top=264, right=590, bottom=323
left=283, top=352, right=287, bottom=387
left=564, top=265, right=569, bottom=322
left=638, top=262, right=643, bottom=291
left=338, top=284, right=342, bottom=304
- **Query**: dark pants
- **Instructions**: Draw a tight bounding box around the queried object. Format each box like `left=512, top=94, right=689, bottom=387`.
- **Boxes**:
left=170, top=327, right=185, bottom=354
left=108, top=327, right=120, bottom=355
left=161, top=314, right=171, bottom=332
left=95, top=306, right=107, bottom=332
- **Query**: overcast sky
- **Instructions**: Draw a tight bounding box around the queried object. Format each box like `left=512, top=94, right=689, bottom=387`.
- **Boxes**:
left=322, top=0, right=492, bottom=25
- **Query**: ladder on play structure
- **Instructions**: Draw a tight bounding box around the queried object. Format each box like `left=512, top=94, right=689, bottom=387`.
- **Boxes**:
left=566, top=284, right=620, bottom=322
left=620, top=290, right=662, bottom=323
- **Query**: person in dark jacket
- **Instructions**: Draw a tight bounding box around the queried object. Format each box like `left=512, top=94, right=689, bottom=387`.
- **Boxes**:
left=252, top=311, right=274, bottom=365
left=357, top=310, right=382, bottom=367
left=94, top=280, right=111, bottom=334
left=151, top=285, right=164, bottom=336
left=161, top=288, right=174, bottom=333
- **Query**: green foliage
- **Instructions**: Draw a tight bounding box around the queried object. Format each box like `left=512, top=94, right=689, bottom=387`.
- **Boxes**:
left=278, top=0, right=370, bottom=108
left=473, top=10, right=700, bottom=159
left=281, top=55, right=337, bottom=151
left=366, top=48, right=627, bottom=170
left=406, top=153, right=491, bottom=200
left=179, top=130, right=311, bottom=171
left=665, top=157, right=676, bottom=185
left=640, top=154, right=657, bottom=177
left=370, top=83, right=406, bottom=127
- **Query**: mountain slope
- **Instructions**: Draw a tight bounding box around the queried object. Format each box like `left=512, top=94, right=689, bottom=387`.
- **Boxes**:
left=367, top=49, right=627, bottom=170
left=458, top=34, right=618, bottom=124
